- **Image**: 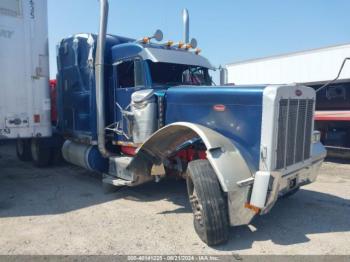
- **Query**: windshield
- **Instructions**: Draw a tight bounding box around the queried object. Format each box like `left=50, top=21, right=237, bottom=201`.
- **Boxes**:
left=147, top=61, right=212, bottom=86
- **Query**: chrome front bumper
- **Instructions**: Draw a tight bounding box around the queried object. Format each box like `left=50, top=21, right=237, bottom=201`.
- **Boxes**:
left=261, top=141, right=326, bottom=215
left=228, top=142, right=326, bottom=226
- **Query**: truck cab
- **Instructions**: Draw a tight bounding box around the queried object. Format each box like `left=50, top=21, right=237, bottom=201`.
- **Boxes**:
left=110, top=42, right=214, bottom=144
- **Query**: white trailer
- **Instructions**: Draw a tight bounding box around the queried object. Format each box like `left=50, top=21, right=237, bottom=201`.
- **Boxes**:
left=0, top=0, right=51, bottom=140
left=226, top=43, right=350, bottom=85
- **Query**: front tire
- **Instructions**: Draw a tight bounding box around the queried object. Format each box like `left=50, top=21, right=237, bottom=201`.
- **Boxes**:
left=186, top=160, right=229, bottom=246
left=281, top=187, right=300, bottom=198
left=16, top=139, right=32, bottom=161
left=31, top=138, right=52, bottom=167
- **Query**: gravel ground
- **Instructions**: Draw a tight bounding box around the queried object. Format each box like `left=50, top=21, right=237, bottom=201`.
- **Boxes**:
left=0, top=141, right=349, bottom=255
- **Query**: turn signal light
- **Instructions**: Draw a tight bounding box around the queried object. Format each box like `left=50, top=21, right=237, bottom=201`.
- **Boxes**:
left=178, top=41, right=184, bottom=48
left=142, top=37, right=150, bottom=44
left=244, top=203, right=261, bottom=214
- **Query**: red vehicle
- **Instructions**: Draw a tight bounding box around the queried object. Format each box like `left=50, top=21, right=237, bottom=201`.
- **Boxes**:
left=313, top=81, right=350, bottom=159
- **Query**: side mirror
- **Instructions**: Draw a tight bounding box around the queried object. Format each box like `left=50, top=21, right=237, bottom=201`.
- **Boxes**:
left=153, top=29, right=163, bottom=42
left=219, top=66, right=228, bottom=85
left=190, top=38, right=198, bottom=49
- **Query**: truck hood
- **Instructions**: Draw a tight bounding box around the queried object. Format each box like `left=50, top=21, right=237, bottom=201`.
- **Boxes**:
left=164, top=85, right=267, bottom=170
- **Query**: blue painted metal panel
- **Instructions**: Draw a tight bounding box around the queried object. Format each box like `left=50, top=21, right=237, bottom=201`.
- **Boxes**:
left=165, top=86, right=266, bottom=169
left=56, top=34, right=133, bottom=143
left=87, top=146, right=109, bottom=173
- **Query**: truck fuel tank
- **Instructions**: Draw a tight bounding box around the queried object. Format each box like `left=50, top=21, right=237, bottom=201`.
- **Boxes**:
left=62, top=140, right=109, bottom=173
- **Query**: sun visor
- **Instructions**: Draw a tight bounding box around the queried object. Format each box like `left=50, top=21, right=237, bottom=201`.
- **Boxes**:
left=112, top=43, right=214, bottom=70
left=141, top=47, right=215, bottom=70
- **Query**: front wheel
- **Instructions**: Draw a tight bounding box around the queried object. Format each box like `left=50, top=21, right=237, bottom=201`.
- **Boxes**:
left=186, top=160, right=229, bottom=246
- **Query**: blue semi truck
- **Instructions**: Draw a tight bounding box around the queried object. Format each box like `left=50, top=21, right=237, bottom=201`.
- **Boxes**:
left=16, top=0, right=326, bottom=245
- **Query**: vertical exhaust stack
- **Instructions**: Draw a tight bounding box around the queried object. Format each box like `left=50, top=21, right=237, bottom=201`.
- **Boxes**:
left=220, top=66, right=228, bottom=85
left=95, top=0, right=112, bottom=157
left=182, top=8, right=189, bottom=44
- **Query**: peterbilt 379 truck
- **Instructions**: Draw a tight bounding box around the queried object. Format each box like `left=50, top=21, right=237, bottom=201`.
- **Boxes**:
left=17, top=0, right=326, bottom=245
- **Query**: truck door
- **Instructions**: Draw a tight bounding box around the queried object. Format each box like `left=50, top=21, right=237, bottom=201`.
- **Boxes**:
left=114, top=57, right=147, bottom=143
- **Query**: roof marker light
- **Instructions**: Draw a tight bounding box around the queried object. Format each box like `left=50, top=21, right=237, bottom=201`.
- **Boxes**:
left=142, top=37, right=150, bottom=44
left=165, top=40, right=174, bottom=47
left=195, top=48, right=201, bottom=55
left=140, top=29, right=164, bottom=44
left=185, top=44, right=192, bottom=50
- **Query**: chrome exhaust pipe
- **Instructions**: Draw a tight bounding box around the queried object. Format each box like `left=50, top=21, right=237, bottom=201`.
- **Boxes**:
left=95, top=0, right=112, bottom=157
left=220, top=66, right=228, bottom=85
left=182, top=8, right=189, bottom=44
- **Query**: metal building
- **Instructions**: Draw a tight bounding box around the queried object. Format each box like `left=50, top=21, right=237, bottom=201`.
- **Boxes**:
left=226, top=43, right=350, bottom=85
left=226, top=43, right=350, bottom=156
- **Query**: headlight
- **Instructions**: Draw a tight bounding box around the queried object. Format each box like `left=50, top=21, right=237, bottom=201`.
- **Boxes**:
left=312, top=130, right=321, bottom=143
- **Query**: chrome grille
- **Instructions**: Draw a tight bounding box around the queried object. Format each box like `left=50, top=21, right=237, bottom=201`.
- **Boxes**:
left=276, top=99, right=314, bottom=169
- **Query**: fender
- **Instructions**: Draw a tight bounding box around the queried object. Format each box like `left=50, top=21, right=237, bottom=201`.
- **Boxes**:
left=128, top=122, right=253, bottom=192
left=127, top=122, right=257, bottom=226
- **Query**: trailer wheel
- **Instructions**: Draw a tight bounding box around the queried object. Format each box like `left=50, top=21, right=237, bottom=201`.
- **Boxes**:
left=31, top=138, right=52, bottom=167
left=52, top=145, right=64, bottom=165
left=16, top=139, right=32, bottom=161
left=186, top=160, right=229, bottom=246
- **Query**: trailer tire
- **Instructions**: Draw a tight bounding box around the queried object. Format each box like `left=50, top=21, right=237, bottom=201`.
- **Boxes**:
left=16, top=139, right=32, bottom=161
left=186, top=160, right=229, bottom=246
left=52, top=146, right=64, bottom=165
left=31, top=138, right=52, bottom=167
